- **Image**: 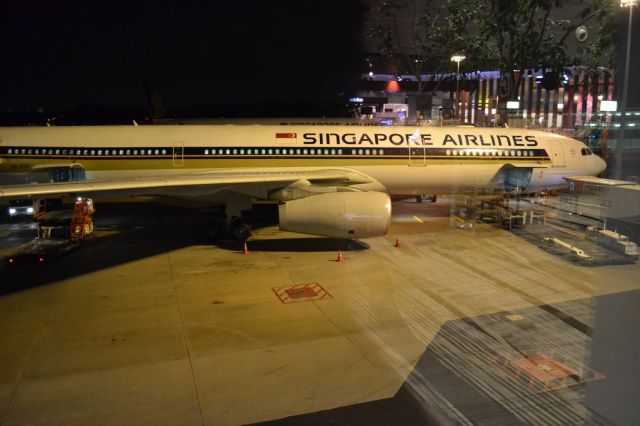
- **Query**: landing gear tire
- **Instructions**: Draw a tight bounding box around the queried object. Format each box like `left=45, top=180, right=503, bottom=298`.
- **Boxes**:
left=231, top=221, right=252, bottom=242
left=416, top=195, right=436, bottom=203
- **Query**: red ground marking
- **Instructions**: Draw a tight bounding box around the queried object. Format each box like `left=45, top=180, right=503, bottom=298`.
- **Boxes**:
left=272, top=283, right=332, bottom=304
left=492, top=350, right=605, bottom=393
left=513, top=356, right=577, bottom=383
left=286, top=287, right=318, bottom=299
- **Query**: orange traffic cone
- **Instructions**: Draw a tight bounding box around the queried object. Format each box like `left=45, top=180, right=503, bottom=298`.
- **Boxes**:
left=336, top=250, right=344, bottom=262
left=243, top=242, right=249, bottom=255
left=395, top=235, right=400, bottom=248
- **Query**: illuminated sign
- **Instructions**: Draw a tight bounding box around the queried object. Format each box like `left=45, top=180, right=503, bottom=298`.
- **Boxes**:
left=349, top=97, right=364, bottom=103
left=600, top=101, right=618, bottom=112
left=506, top=101, right=519, bottom=109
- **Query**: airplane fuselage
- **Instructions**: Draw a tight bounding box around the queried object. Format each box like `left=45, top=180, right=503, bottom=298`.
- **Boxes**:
left=0, top=125, right=606, bottom=196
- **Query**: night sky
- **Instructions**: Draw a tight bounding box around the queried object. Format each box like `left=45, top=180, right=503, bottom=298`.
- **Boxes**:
left=3, top=1, right=639, bottom=118
left=1, top=1, right=365, bottom=113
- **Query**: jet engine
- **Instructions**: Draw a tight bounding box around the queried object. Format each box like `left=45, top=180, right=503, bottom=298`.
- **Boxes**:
left=278, top=191, right=391, bottom=239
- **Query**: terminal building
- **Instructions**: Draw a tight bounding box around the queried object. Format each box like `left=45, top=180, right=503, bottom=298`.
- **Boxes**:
left=353, top=67, right=618, bottom=130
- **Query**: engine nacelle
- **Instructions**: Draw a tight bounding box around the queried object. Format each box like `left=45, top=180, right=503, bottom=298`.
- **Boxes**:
left=279, top=192, right=391, bottom=239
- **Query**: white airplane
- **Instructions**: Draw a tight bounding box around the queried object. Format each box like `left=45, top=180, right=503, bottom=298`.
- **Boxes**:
left=0, top=125, right=606, bottom=240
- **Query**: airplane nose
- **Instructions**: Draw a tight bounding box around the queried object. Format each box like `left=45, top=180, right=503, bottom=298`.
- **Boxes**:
left=592, top=155, right=607, bottom=176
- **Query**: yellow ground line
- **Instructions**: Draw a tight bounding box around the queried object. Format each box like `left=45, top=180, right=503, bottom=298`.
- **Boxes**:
left=412, top=215, right=424, bottom=223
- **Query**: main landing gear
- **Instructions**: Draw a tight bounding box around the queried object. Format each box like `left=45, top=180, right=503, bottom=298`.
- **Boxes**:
left=205, top=193, right=254, bottom=242
left=231, top=219, right=252, bottom=241
left=207, top=216, right=252, bottom=242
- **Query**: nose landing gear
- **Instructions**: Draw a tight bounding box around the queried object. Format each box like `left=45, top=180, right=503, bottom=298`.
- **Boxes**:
left=416, top=195, right=437, bottom=203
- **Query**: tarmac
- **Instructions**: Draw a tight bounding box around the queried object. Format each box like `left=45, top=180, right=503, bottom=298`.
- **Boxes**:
left=0, top=197, right=639, bottom=425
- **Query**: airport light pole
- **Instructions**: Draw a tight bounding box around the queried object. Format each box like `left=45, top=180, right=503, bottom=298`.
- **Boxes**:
left=451, top=53, right=466, bottom=120
left=616, top=0, right=637, bottom=179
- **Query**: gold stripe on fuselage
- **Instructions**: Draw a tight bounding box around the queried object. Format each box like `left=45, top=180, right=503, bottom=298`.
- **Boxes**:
left=0, top=156, right=551, bottom=172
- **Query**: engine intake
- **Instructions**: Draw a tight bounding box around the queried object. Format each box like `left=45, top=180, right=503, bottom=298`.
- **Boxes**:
left=279, top=192, right=391, bottom=239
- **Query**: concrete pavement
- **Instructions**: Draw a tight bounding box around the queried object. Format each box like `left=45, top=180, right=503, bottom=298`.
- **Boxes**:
left=0, top=199, right=638, bottom=425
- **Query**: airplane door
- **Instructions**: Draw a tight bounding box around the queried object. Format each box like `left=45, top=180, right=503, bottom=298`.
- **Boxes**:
left=173, top=142, right=184, bottom=167
left=408, top=141, right=426, bottom=166
left=548, top=142, right=565, bottom=167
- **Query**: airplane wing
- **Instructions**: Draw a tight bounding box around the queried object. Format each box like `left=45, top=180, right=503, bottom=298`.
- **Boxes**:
left=0, top=168, right=375, bottom=198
